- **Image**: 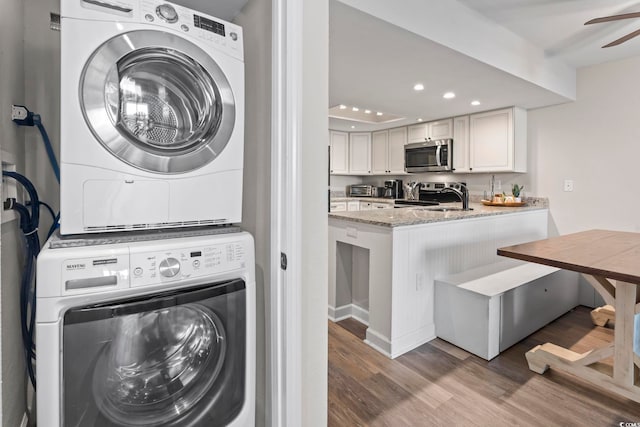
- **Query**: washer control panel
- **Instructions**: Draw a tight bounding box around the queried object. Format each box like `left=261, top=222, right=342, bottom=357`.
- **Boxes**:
left=139, top=1, right=243, bottom=60
left=129, top=241, right=246, bottom=287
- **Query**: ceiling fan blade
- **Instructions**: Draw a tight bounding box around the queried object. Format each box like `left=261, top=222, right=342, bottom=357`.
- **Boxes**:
left=602, top=28, right=640, bottom=47
left=585, top=12, right=640, bottom=25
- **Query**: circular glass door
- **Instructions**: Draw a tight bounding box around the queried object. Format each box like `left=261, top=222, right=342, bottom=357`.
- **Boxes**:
left=92, top=304, right=227, bottom=426
left=81, top=30, right=236, bottom=174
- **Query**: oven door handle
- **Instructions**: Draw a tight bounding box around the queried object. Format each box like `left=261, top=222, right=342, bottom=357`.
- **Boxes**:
left=436, top=145, right=442, bottom=167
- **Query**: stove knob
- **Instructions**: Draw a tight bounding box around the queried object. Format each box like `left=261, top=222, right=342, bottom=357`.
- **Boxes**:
left=156, top=4, right=179, bottom=23
left=159, top=257, right=181, bottom=278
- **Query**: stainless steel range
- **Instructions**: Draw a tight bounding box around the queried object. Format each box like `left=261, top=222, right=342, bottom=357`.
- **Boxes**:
left=417, top=182, right=467, bottom=203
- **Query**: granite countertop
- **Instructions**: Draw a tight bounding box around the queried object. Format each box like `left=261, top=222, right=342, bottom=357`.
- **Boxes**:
left=331, top=197, right=395, bottom=203
left=328, top=200, right=548, bottom=228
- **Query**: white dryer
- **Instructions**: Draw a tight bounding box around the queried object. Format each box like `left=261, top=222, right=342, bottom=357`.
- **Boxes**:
left=36, top=228, right=255, bottom=426
left=60, top=1, right=244, bottom=235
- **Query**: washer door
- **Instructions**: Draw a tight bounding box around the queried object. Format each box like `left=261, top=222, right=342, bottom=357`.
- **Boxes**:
left=63, top=279, right=246, bottom=427
left=81, top=30, right=236, bottom=174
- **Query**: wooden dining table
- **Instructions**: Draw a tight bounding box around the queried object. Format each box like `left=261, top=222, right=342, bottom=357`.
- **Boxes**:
left=498, top=229, right=640, bottom=403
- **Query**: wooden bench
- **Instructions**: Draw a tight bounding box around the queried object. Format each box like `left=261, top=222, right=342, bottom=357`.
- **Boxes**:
left=435, top=260, right=578, bottom=360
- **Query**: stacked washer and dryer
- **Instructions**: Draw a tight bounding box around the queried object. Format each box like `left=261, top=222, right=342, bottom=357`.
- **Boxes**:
left=36, top=1, right=255, bottom=426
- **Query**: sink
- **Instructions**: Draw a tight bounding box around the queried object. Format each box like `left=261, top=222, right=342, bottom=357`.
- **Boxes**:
left=421, top=207, right=473, bottom=212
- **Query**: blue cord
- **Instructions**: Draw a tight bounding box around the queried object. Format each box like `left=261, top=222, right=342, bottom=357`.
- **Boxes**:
left=11, top=106, right=60, bottom=183
left=34, top=119, right=60, bottom=183
left=3, top=172, right=40, bottom=389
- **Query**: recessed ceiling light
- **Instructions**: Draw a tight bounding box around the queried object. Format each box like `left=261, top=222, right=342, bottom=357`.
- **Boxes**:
left=351, top=125, right=355, bottom=129
left=364, top=110, right=371, bottom=114
left=471, top=100, right=481, bottom=106
left=339, top=104, right=347, bottom=110
left=417, top=118, right=423, bottom=122
left=413, top=83, right=424, bottom=91
left=376, top=112, right=383, bottom=116
left=443, top=92, right=456, bottom=99
left=352, top=107, right=359, bottom=112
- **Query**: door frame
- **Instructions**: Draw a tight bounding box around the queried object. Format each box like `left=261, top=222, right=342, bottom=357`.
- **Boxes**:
left=270, top=0, right=303, bottom=425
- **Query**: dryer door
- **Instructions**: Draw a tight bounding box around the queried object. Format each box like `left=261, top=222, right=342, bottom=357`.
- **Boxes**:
left=62, top=279, right=246, bottom=427
left=81, top=30, right=236, bottom=174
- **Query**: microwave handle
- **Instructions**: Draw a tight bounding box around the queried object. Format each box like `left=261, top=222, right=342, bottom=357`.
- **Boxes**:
left=436, top=145, right=442, bottom=167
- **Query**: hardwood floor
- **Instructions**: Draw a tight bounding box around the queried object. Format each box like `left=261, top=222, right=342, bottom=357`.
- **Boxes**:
left=328, top=307, right=640, bottom=426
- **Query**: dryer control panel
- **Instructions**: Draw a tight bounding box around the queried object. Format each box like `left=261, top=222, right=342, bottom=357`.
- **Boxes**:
left=129, top=241, right=246, bottom=287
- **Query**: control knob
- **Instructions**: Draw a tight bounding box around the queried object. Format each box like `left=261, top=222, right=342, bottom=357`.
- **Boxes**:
left=156, top=4, right=179, bottom=23
left=159, top=257, right=181, bottom=278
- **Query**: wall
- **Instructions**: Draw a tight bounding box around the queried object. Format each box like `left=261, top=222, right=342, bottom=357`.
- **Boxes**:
left=301, top=0, right=329, bottom=425
left=528, top=55, right=640, bottom=236
left=234, top=0, right=271, bottom=425
left=0, top=0, right=28, bottom=425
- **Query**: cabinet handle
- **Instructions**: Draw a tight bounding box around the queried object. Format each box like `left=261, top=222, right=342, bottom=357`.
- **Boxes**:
left=469, top=168, right=473, bottom=171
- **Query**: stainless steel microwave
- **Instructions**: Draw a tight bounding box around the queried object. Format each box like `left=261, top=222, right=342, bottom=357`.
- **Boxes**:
left=404, top=139, right=453, bottom=173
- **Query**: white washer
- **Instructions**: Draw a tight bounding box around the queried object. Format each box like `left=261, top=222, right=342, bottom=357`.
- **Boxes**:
left=36, top=229, right=255, bottom=426
left=60, top=1, right=244, bottom=235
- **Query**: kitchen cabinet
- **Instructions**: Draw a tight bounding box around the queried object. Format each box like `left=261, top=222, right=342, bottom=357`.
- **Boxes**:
left=347, top=201, right=360, bottom=211
left=329, top=131, right=349, bottom=175
left=372, top=202, right=393, bottom=209
left=407, top=118, right=453, bottom=143
left=371, top=128, right=406, bottom=174
left=330, top=201, right=346, bottom=212
left=452, top=115, right=469, bottom=173
left=359, top=201, right=372, bottom=211
left=349, top=132, right=371, bottom=175
left=468, top=107, right=526, bottom=173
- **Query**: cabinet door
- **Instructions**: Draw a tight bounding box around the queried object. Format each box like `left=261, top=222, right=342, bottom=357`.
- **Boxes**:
left=347, top=201, right=360, bottom=211
left=359, top=202, right=372, bottom=211
left=407, top=123, right=429, bottom=143
left=469, top=108, right=514, bottom=172
left=330, top=202, right=346, bottom=212
left=371, top=130, right=389, bottom=174
left=387, top=127, right=407, bottom=174
left=349, top=133, right=372, bottom=174
left=329, top=131, right=349, bottom=174
left=429, top=119, right=453, bottom=139
left=371, top=202, right=393, bottom=209
left=452, top=116, right=470, bottom=173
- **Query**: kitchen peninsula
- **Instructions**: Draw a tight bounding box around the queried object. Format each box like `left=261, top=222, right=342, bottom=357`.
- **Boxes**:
left=328, top=199, right=568, bottom=358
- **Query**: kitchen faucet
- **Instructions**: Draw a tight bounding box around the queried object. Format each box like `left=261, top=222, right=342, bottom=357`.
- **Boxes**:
left=441, top=184, right=470, bottom=210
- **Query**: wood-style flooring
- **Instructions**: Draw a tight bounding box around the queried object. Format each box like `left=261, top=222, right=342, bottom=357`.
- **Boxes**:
left=328, top=306, right=640, bottom=426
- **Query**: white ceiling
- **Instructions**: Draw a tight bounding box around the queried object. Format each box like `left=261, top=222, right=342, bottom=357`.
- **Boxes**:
left=329, top=0, right=640, bottom=131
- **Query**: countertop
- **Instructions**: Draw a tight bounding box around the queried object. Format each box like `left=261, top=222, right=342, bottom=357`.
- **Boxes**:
left=331, top=197, right=395, bottom=203
left=329, top=200, right=548, bottom=228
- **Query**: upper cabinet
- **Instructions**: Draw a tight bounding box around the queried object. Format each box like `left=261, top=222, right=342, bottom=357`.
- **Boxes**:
left=372, top=127, right=407, bottom=174
left=329, top=130, right=349, bottom=174
left=452, top=115, right=469, bottom=173
left=329, top=106, right=526, bottom=176
left=468, top=107, right=526, bottom=173
left=349, top=132, right=372, bottom=175
left=407, top=118, right=453, bottom=143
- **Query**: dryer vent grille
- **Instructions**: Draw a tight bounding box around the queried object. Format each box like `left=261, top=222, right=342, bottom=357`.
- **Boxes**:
left=85, top=219, right=229, bottom=233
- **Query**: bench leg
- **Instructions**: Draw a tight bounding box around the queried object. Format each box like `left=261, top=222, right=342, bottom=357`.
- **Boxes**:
left=526, top=345, right=550, bottom=374
left=590, top=305, right=615, bottom=327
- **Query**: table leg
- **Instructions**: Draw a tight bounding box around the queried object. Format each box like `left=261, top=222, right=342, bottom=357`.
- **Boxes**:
left=525, top=279, right=640, bottom=402
left=614, top=281, right=636, bottom=386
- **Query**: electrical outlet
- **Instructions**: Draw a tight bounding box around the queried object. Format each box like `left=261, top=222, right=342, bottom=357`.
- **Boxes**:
left=563, top=179, right=574, bottom=192
left=1, top=151, right=18, bottom=224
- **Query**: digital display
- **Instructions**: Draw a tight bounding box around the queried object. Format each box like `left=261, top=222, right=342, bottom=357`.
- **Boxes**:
left=193, top=14, right=225, bottom=36
left=190, top=251, right=202, bottom=257
left=434, top=183, right=445, bottom=189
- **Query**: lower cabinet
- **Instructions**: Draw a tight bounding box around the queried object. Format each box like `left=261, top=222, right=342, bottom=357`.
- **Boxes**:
left=330, top=202, right=347, bottom=212
left=347, top=201, right=360, bottom=211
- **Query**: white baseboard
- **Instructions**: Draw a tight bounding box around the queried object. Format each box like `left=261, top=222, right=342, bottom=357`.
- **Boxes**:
left=328, top=304, right=369, bottom=325
left=365, top=324, right=436, bottom=359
